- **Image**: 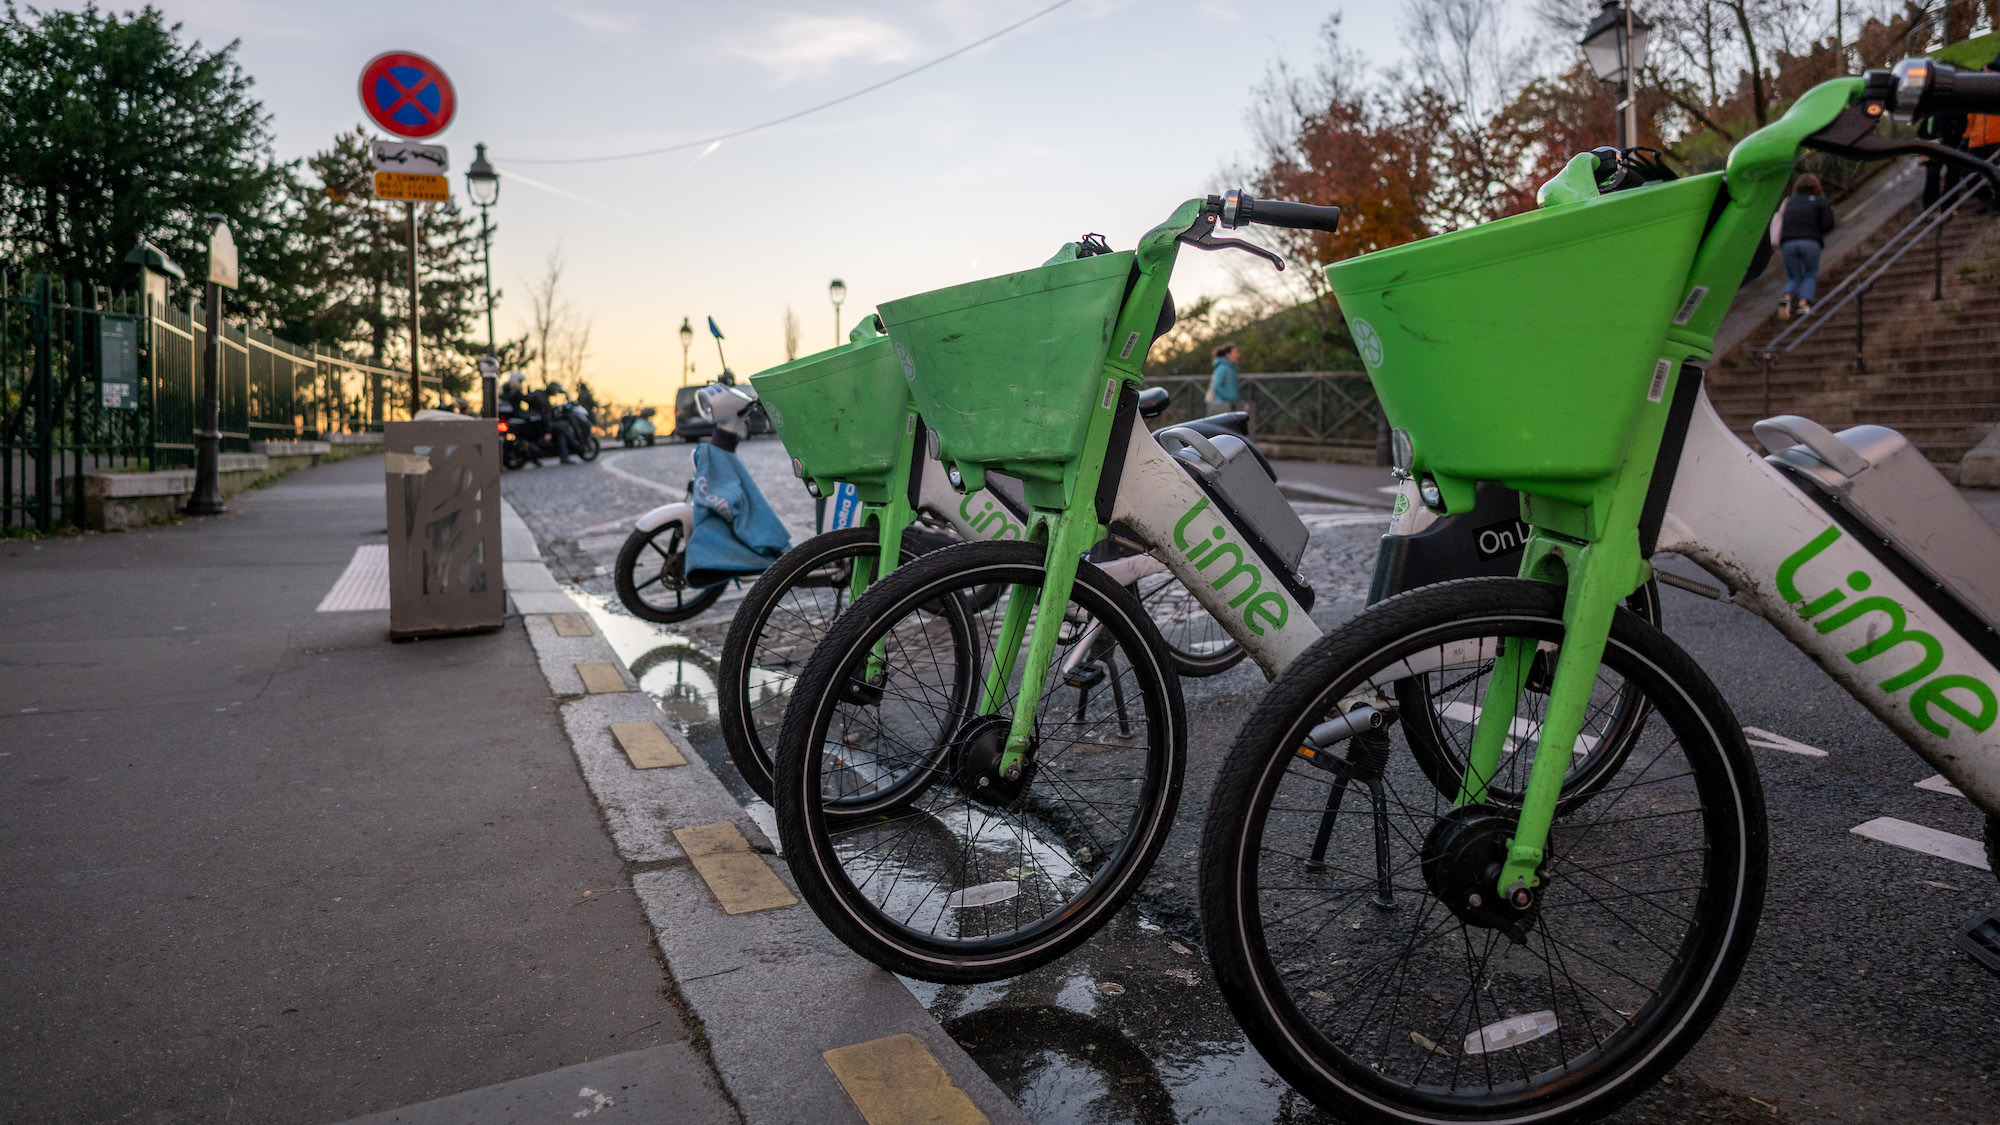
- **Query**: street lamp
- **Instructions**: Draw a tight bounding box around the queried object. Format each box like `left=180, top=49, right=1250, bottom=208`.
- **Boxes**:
left=679, top=317, right=694, bottom=383
left=828, top=278, right=847, bottom=344
left=465, top=142, right=501, bottom=417
left=1581, top=1, right=1651, bottom=149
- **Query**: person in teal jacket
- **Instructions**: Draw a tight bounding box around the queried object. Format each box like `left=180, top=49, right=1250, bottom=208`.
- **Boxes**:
left=1208, top=343, right=1243, bottom=413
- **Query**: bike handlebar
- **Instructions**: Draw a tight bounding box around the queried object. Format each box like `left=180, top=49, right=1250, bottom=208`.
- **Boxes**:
left=1886, top=58, right=2000, bottom=123
left=1218, top=190, right=1343, bottom=234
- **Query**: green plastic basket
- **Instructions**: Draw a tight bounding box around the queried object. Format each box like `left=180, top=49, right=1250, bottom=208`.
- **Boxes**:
left=878, top=251, right=1134, bottom=478
left=748, top=335, right=912, bottom=497
left=1326, top=173, right=1720, bottom=489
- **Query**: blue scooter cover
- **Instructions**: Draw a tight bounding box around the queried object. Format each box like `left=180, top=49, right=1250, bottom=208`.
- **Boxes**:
left=685, top=443, right=792, bottom=588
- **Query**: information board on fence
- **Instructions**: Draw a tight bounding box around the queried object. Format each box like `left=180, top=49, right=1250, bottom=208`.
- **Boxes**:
left=99, top=319, right=138, bottom=409
left=374, top=171, right=450, bottom=202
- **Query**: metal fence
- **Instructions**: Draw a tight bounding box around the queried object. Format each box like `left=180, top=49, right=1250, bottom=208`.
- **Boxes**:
left=3, top=267, right=424, bottom=531
left=1145, top=370, right=1383, bottom=457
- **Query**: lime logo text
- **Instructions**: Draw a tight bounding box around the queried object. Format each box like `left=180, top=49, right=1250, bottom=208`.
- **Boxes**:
left=1174, top=497, right=1290, bottom=635
left=1777, top=525, right=1996, bottom=738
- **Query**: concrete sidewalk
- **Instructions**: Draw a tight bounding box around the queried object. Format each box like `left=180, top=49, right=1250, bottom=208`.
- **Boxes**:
left=0, top=454, right=732, bottom=1124
left=1271, top=458, right=1397, bottom=508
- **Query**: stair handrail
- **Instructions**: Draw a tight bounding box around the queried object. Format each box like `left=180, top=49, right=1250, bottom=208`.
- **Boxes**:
left=1761, top=168, right=1987, bottom=358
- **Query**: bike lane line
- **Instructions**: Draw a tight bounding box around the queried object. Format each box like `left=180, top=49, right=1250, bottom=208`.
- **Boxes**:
left=1850, top=817, right=1992, bottom=870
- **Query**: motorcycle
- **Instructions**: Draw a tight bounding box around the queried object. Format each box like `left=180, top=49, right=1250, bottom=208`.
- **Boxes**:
left=617, top=406, right=658, bottom=448
left=498, top=385, right=601, bottom=469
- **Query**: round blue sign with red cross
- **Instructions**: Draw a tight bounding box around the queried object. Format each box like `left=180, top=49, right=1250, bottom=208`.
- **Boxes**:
left=358, top=51, right=456, bottom=140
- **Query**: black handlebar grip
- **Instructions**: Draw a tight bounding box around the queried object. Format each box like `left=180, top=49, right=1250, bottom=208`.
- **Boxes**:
left=1244, top=197, right=1343, bottom=233
left=1945, top=71, right=2000, bottom=115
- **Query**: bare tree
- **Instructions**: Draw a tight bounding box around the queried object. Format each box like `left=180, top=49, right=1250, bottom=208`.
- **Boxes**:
left=783, top=305, right=800, bottom=361
left=525, top=244, right=594, bottom=388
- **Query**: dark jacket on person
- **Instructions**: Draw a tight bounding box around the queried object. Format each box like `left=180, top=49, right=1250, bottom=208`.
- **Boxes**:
left=1778, top=193, right=1836, bottom=244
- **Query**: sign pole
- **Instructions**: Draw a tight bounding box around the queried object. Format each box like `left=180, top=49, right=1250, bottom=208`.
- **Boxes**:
left=407, top=200, right=422, bottom=416
left=187, top=214, right=236, bottom=516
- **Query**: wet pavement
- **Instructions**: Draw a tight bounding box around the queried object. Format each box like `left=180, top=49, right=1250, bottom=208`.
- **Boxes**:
left=505, top=438, right=1999, bottom=1124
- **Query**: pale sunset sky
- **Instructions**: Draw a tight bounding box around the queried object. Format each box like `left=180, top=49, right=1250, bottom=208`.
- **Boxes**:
left=95, top=1, right=1439, bottom=402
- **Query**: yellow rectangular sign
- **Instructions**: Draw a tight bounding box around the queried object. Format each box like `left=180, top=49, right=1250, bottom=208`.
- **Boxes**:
left=373, top=171, right=449, bottom=202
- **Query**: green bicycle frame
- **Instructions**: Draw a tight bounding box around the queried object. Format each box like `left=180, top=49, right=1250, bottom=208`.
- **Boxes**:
left=1444, top=80, right=1867, bottom=897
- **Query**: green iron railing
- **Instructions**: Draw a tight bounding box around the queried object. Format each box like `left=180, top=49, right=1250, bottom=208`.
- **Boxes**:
left=4, top=266, right=425, bottom=531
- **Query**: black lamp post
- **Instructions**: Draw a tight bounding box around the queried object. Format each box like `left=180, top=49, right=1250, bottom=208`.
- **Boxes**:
left=679, top=317, right=694, bottom=383
left=465, top=143, right=500, bottom=417
left=1582, top=1, right=1652, bottom=149
left=186, top=214, right=237, bottom=516
left=828, top=278, right=847, bottom=344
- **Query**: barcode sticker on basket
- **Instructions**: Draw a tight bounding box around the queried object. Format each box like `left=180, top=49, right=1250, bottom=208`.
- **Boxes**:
left=1119, top=330, right=1141, bottom=359
left=1100, top=378, right=1118, bottom=410
left=1647, top=359, right=1672, bottom=403
left=1672, top=286, right=1709, bottom=325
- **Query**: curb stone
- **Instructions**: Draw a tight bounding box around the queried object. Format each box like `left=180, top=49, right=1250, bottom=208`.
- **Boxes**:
left=499, top=498, right=1029, bottom=1125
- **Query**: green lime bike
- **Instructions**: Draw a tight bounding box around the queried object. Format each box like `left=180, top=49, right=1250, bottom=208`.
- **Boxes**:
left=718, top=319, right=1251, bottom=808
left=1197, top=59, right=2000, bottom=1123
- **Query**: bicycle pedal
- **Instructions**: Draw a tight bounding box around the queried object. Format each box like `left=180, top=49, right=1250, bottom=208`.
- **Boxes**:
left=1065, top=664, right=1108, bottom=690
left=1957, top=907, right=2000, bottom=977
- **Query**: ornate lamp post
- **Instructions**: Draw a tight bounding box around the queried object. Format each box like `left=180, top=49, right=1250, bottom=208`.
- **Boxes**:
left=679, top=318, right=694, bottom=383
left=1582, top=1, right=1652, bottom=149
left=828, top=278, right=847, bottom=344
left=464, top=143, right=500, bottom=417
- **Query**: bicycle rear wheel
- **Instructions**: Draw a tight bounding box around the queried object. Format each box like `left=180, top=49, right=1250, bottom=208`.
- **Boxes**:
left=775, top=539, right=1185, bottom=983
left=1200, top=577, right=1765, bottom=1124
left=719, top=526, right=933, bottom=806
left=1132, top=567, right=1247, bottom=676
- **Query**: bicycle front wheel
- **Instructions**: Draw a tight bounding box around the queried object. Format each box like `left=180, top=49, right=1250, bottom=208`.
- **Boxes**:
left=1200, top=577, right=1765, bottom=1124
left=775, top=539, right=1186, bottom=983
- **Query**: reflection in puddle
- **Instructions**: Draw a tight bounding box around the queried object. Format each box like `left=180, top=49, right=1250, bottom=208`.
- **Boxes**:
left=946, top=1006, right=1176, bottom=1125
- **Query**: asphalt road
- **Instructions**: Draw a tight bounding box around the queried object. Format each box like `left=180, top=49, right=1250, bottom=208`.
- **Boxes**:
left=504, top=437, right=2000, bottom=1125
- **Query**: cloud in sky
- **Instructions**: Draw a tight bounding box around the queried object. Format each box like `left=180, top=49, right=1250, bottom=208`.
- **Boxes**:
left=720, top=12, right=926, bottom=84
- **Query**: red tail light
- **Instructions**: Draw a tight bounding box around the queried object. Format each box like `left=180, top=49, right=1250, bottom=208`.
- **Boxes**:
left=496, top=420, right=509, bottom=434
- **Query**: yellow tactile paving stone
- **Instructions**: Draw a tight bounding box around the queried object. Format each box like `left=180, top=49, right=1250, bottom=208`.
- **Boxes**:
left=611, top=722, right=686, bottom=769
left=823, top=1033, right=989, bottom=1125
left=575, top=661, right=628, bottom=694
left=671, top=822, right=798, bottom=915
left=551, top=612, right=593, bottom=637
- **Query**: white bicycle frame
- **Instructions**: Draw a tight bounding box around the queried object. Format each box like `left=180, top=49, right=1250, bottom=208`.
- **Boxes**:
left=1656, top=391, right=2000, bottom=815
left=1107, top=421, right=1326, bottom=677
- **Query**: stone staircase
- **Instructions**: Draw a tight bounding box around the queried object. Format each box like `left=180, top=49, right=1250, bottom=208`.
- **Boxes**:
left=1707, top=185, right=2000, bottom=481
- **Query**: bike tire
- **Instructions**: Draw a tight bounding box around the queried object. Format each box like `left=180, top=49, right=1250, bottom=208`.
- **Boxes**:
left=1200, top=577, right=1766, bottom=1124
left=614, top=523, right=726, bottom=624
left=718, top=526, right=930, bottom=805
left=1399, top=579, right=1663, bottom=814
left=576, top=431, right=601, bottom=462
left=775, top=539, right=1186, bottom=983
left=1132, top=569, right=1248, bottom=677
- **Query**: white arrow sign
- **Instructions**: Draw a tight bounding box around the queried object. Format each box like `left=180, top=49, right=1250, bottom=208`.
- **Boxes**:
left=372, top=141, right=448, bottom=175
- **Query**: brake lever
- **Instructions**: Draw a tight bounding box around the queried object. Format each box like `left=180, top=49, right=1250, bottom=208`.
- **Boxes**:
left=1176, top=205, right=1286, bottom=272
left=1804, top=103, right=2000, bottom=190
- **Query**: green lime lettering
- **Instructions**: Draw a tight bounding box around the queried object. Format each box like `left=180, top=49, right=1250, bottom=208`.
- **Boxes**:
left=1909, top=674, right=1999, bottom=737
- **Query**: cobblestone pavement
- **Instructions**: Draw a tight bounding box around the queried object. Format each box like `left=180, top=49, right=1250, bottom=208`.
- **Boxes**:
left=505, top=437, right=2000, bottom=1125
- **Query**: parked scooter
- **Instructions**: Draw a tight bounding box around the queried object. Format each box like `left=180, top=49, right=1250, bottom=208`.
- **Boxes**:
left=612, top=383, right=785, bottom=623
left=617, top=406, right=658, bottom=447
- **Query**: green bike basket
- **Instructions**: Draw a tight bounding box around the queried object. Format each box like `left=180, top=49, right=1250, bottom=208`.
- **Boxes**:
left=1326, top=174, right=1719, bottom=488
left=878, top=251, right=1134, bottom=478
left=748, top=335, right=912, bottom=498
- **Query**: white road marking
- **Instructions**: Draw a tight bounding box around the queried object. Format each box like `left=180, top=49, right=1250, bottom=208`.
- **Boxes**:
left=1850, top=816, right=1990, bottom=870
left=315, top=544, right=389, bottom=612
left=1438, top=701, right=1597, bottom=755
left=597, top=451, right=684, bottom=496
left=1742, top=726, right=1827, bottom=757
left=1915, top=774, right=1966, bottom=798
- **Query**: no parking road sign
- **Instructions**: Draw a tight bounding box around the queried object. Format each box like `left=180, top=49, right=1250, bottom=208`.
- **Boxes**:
left=359, top=51, right=456, bottom=140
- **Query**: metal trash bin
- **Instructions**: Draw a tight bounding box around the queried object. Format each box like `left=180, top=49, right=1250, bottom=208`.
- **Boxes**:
left=385, top=418, right=504, bottom=639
